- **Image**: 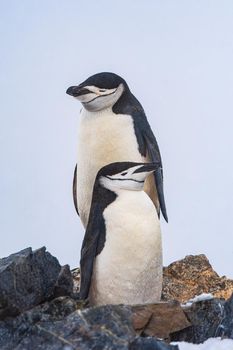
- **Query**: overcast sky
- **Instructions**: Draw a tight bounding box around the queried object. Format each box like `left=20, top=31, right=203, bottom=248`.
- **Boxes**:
left=1, top=1, right=233, bottom=277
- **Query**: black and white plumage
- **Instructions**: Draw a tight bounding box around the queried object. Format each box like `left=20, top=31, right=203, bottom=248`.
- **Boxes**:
left=79, top=162, right=163, bottom=305
left=66, top=72, right=168, bottom=227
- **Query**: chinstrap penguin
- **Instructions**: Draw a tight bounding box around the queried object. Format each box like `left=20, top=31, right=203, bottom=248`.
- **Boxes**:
left=79, top=161, right=163, bottom=306
left=66, top=72, right=168, bottom=227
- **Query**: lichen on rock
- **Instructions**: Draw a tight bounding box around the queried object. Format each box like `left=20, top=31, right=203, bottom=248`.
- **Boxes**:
left=162, top=254, right=233, bottom=303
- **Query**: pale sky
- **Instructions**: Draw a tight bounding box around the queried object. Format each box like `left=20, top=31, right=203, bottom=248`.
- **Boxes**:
left=1, top=1, right=233, bottom=277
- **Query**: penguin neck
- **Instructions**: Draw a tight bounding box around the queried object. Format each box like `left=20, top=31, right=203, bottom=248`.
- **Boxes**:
left=92, top=184, right=117, bottom=211
left=98, top=185, right=142, bottom=198
left=112, top=88, right=143, bottom=115
left=92, top=183, right=138, bottom=210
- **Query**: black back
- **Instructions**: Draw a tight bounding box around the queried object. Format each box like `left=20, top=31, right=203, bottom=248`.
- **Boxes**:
left=113, top=84, right=168, bottom=222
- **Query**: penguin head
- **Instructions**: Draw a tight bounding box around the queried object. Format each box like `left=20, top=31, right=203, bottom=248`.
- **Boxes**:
left=97, top=162, right=159, bottom=192
left=66, top=72, right=128, bottom=112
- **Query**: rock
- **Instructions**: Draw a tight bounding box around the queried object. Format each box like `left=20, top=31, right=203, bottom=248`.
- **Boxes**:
left=171, top=298, right=225, bottom=344
left=53, top=265, right=74, bottom=298
left=132, top=301, right=190, bottom=340
left=71, top=267, right=80, bottom=294
left=216, top=293, right=233, bottom=339
left=0, top=247, right=73, bottom=319
left=0, top=248, right=187, bottom=349
left=2, top=247, right=233, bottom=349
left=0, top=296, right=86, bottom=350
left=162, top=254, right=233, bottom=303
left=0, top=300, right=176, bottom=350
left=0, top=297, right=79, bottom=338
left=129, top=337, right=178, bottom=349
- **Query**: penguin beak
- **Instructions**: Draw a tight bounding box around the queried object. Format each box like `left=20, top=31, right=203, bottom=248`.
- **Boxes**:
left=66, top=86, right=91, bottom=97
left=134, top=163, right=160, bottom=174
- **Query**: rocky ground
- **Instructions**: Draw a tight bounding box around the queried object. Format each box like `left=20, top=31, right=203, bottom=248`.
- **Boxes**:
left=0, top=247, right=233, bottom=349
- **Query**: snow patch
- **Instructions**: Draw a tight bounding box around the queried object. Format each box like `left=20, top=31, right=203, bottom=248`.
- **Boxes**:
left=181, top=293, right=214, bottom=307
left=172, top=338, right=233, bottom=349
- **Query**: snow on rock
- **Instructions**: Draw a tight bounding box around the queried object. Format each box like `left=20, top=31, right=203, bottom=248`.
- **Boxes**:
left=172, top=337, right=233, bottom=349
left=182, top=293, right=214, bottom=307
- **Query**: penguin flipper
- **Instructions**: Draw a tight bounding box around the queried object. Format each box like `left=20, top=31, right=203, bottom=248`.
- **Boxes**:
left=122, top=94, right=168, bottom=222
left=143, top=129, right=168, bottom=222
left=73, top=164, right=79, bottom=216
left=79, top=203, right=105, bottom=300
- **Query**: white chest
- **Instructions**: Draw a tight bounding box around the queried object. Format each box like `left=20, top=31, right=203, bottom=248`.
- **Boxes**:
left=76, top=108, right=143, bottom=226
left=89, top=191, right=162, bottom=306
left=78, top=108, right=141, bottom=163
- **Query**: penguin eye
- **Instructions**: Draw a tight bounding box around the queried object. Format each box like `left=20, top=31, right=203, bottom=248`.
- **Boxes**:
left=121, top=172, right=127, bottom=176
left=99, top=89, right=106, bottom=92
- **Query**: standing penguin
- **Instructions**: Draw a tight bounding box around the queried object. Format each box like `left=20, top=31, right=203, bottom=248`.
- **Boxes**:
left=80, top=161, right=162, bottom=305
left=66, top=72, right=168, bottom=227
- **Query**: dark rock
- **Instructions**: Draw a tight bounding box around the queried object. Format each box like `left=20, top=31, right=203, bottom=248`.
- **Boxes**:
left=0, top=300, right=181, bottom=350
left=129, top=337, right=179, bottom=349
left=0, top=303, right=132, bottom=350
left=171, top=298, right=225, bottom=344
left=0, top=247, right=73, bottom=319
left=53, top=265, right=74, bottom=298
left=0, top=296, right=86, bottom=347
left=216, top=292, right=233, bottom=338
